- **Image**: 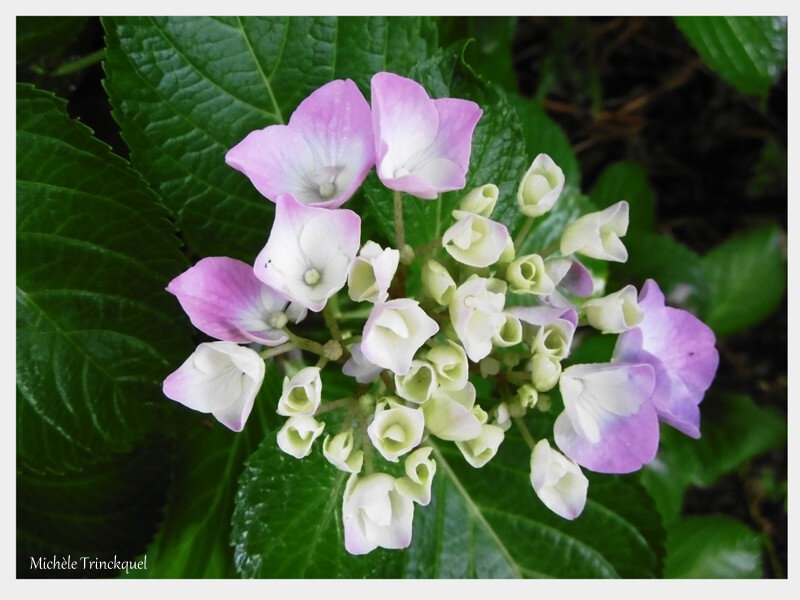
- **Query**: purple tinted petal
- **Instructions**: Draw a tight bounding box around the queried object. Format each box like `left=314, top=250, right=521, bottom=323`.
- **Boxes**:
left=428, top=97, right=482, bottom=177
left=167, top=257, right=288, bottom=345
left=288, top=79, right=375, bottom=207
left=554, top=398, right=660, bottom=474
left=561, top=260, right=594, bottom=297
left=371, top=72, right=439, bottom=183
left=615, top=279, right=719, bottom=438
left=508, top=305, right=569, bottom=326
left=225, top=126, right=317, bottom=203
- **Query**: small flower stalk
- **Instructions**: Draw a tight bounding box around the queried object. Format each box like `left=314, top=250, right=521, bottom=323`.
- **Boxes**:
left=162, top=72, right=719, bottom=556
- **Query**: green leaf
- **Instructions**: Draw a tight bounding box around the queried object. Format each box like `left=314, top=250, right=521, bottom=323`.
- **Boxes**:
left=364, top=43, right=527, bottom=250
left=664, top=515, right=763, bottom=578
left=508, top=94, right=580, bottom=189
left=640, top=394, right=786, bottom=525
left=700, top=224, right=786, bottom=336
left=17, top=439, right=172, bottom=577
left=588, top=161, right=654, bottom=233
left=611, top=232, right=708, bottom=314
left=675, top=16, right=787, bottom=98
left=406, top=435, right=664, bottom=578
left=437, top=17, right=518, bottom=91
left=16, top=84, right=192, bottom=474
left=232, top=436, right=404, bottom=578
left=103, top=16, right=436, bottom=261
left=127, top=371, right=280, bottom=578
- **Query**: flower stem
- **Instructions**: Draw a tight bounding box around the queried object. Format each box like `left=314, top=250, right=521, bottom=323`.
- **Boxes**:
left=513, top=216, right=535, bottom=249
left=282, top=329, right=328, bottom=357
left=393, top=189, right=405, bottom=251
left=315, top=397, right=353, bottom=415
left=393, top=190, right=407, bottom=295
left=415, top=236, right=442, bottom=257
left=323, top=302, right=349, bottom=360
left=260, top=342, right=296, bottom=359
left=513, top=415, right=537, bottom=451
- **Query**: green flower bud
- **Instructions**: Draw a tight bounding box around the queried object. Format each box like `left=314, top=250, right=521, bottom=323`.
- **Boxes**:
left=493, top=313, right=523, bottom=347
left=531, top=354, right=562, bottom=392
left=456, top=424, right=505, bottom=468
left=395, top=359, right=438, bottom=404
left=277, top=415, right=325, bottom=459
left=323, top=431, right=364, bottom=474
left=517, top=154, right=565, bottom=217
left=422, top=259, right=456, bottom=305
left=426, top=340, right=468, bottom=391
left=506, top=254, right=555, bottom=295
left=459, top=184, right=499, bottom=217
left=583, top=285, right=642, bottom=334
left=367, top=399, right=425, bottom=462
left=517, top=384, right=539, bottom=409
left=395, top=446, right=437, bottom=506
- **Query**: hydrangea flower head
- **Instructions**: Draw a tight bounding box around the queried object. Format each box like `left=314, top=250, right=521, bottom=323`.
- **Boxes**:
left=226, top=79, right=373, bottom=208
left=371, top=72, right=482, bottom=199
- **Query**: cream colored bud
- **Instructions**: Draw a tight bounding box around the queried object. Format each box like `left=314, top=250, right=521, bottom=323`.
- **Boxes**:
left=367, top=400, right=425, bottom=462
left=506, top=254, right=556, bottom=295
left=493, top=313, right=523, bottom=347
left=456, top=424, right=505, bottom=468
left=425, top=340, right=468, bottom=391
left=395, top=447, right=437, bottom=506
left=459, top=184, right=499, bottom=217
left=422, top=259, right=457, bottom=306
left=323, top=431, right=364, bottom=474
left=395, top=360, right=438, bottom=404
left=277, top=415, right=325, bottom=459
left=517, top=384, right=539, bottom=409
left=517, top=154, right=565, bottom=217
left=532, top=354, right=562, bottom=392
left=277, top=366, right=322, bottom=416
left=583, top=285, right=642, bottom=334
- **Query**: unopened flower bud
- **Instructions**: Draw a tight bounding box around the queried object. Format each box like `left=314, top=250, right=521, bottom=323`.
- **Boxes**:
left=367, top=400, right=425, bottom=462
left=506, top=254, right=555, bottom=295
left=400, top=243, right=415, bottom=266
left=277, top=415, right=325, bottom=459
left=277, top=366, right=322, bottom=416
left=343, top=472, right=413, bottom=555
left=530, top=439, right=588, bottom=520
left=517, top=384, right=539, bottom=409
left=497, top=237, right=516, bottom=267
left=583, top=285, right=642, bottom=334
left=443, top=211, right=510, bottom=268
left=459, top=184, right=499, bottom=217
left=395, top=360, right=438, bottom=404
left=492, top=402, right=512, bottom=432
left=347, top=241, right=400, bottom=304
left=322, top=340, right=343, bottom=361
left=323, top=430, right=364, bottom=474
left=456, top=423, right=505, bottom=468
left=493, top=313, right=523, bottom=347
left=479, top=357, right=501, bottom=377
left=561, top=201, right=629, bottom=262
left=530, top=320, right=575, bottom=360
left=423, top=383, right=482, bottom=441
left=517, top=154, right=565, bottom=217
left=532, top=354, right=562, bottom=392
left=472, top=404, right=489, bottom=424
left=395, top=447, right=437, bottom=506
left=422, top=260, right=456, bottom=306
left=269, top=312, right=289, bottom=330
left=426, top=340, right=468, bottom=391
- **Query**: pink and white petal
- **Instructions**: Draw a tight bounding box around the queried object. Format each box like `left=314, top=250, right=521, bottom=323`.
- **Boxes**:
left=298, top=208, right=362, bottom=268
left=508, top=305, right=569, bottom=326
left=371, top=72, right=439, bottom=179
left=379, top=171, right=440, bottom=199
left=225, top=126, right=318, bottom=203
left=167, top=257, right=265, bottom=343
left=429, top=97, right=482, bottom=172
left=210, top=377, right=259, bottom=432
left=413, top=157, right=466, bottom=193
left=554, top=399, right=660, bottom=474
left=288, top=79, right=375, bottom=206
